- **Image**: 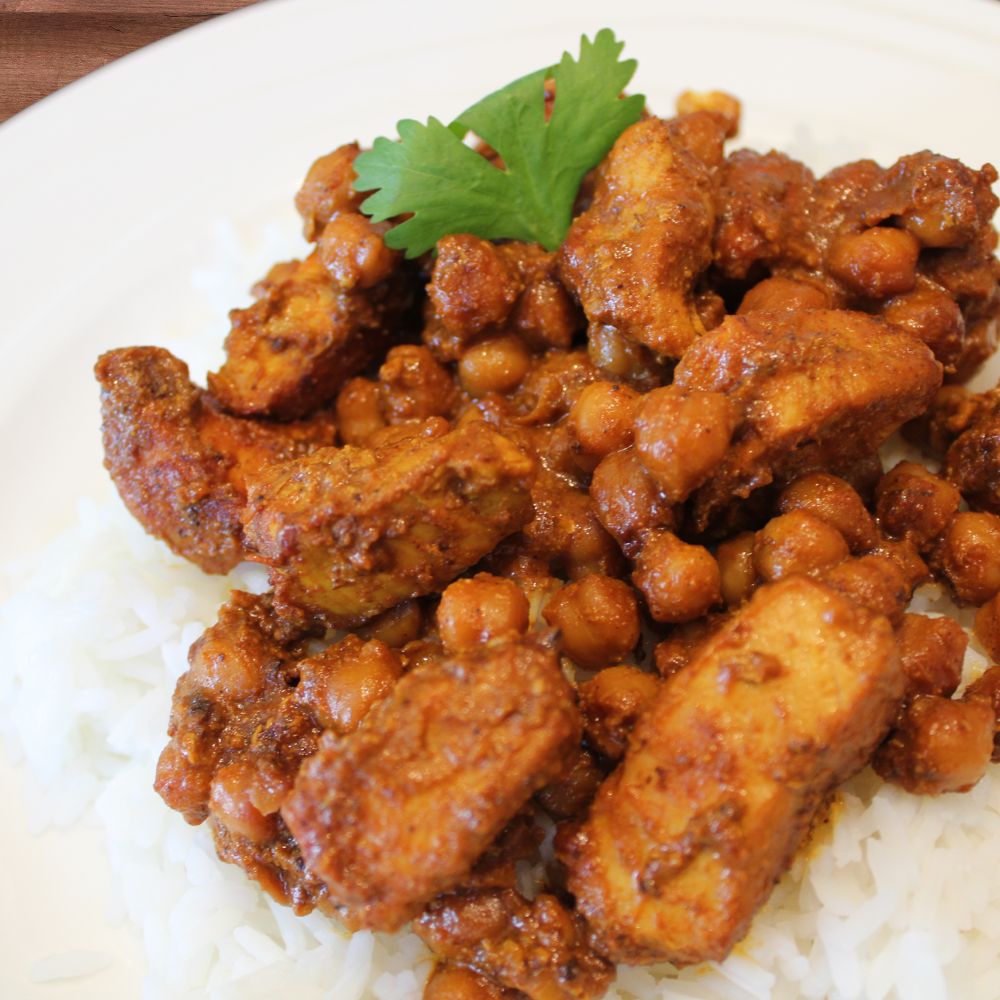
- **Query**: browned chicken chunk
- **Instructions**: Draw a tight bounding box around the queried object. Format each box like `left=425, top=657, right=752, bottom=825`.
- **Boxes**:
left=559, top=576, right=904, bottom=966
left=242, top=420, right=536, bottom=626
left=281, top=637, right=580, bottom=930
left=208, top=238, right=416, bottom=420
left=154, top=590, right=402, bottom=911
left=417, top=888, right=614, bottom=1000
left=96, top=346, right=336, bottom=573
left=560, top=115, right=720, bottom=358
left=673, top=309, right=942, bottom=529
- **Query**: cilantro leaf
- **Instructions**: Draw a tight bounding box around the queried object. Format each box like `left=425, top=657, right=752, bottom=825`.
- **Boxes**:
left=354, top=29, right=644, bottom=258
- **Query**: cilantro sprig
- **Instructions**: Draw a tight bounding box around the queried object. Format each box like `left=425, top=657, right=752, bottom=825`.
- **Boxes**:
left=354, top=29, right=644, bottom=258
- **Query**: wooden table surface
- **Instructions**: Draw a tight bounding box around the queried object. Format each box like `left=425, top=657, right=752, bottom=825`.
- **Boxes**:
left=0, top=0, right=264, bottom=124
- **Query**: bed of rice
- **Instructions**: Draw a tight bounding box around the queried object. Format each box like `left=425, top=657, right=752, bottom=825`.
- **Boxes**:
left=3, top=220, right=1000, bottom=1000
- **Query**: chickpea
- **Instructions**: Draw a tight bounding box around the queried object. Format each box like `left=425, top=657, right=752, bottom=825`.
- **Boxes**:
left=458, top=335, right=532, bottom=397
left=897, top=613, right=967, bottom=698
left=752, top=510, right=849, bottom=582
left=590, top=447, right=675, bottom=558
left=436, top=573, right=530, bottom=653
left=336, top=377, right=385, bottom=446
left=317, top=211, right=397, bottom=290
left=377, top=344, right=457, bottom=423
left=587, top=322, right=667, bottom=388
left=569, top=381, right=639, bottom=457
left=297, top=637, right=402, bottom=735
left=875, top=461, right=961, bottom=550
left=357, top=599, right=424, bottom=649
left=965, top=666, right=1000, bottom=761
left=633, top=529, right=722, bottom=624
left=827, top=226, right=920, bottom=299
left=511, top=270, right=581, bottom=351
left=868, top=537, right=931, bottom=591
left=716, top=531, right=758, bottom=606
left=209, top=761, right=279, bottom=843
left=535, top=748, right=604, bottom=820
left=821, top=554, right=909, bottom=624
left=428, top=234, right=521, bottom=337
left=578, top=665, right=661, bottom=761
left=881, top=284, right=964, bottom=368
left=675, top=89, right=741, bottom=136
left=738, top=276, right=830, bottom=314
left=653, top=618, right=717, bottom=678
left=633, top=386, right=741, bottom=503
left=778, top=473, right=878, bottom=553
left=542, top=574, right=640, bottom=669
left=873, top=694, right=995, bottom=795
left=975, top=594, right=1000, bottom=662
left=935, top=512, right=1000, bottom=605
left=424, top=964, right=507, bottom=1000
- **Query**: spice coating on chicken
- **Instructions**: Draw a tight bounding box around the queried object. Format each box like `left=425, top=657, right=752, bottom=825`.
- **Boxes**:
left=559, top=576, right=903, bottom=966
left=281, top=637, right=580, bottom=931
left=242, top=420, right=536, bottom=626
left=674, top=309, right=942, bottom=529
left=560, top=115, right=720, bottom=358
left=96, top=346, right=337, bottom=573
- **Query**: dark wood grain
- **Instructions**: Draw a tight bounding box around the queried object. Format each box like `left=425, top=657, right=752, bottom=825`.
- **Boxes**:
left=0, top=0, right=262, bottom=124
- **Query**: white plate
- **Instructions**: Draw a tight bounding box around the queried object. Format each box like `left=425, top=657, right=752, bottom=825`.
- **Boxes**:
left=2, top=0, right=999, bottom=996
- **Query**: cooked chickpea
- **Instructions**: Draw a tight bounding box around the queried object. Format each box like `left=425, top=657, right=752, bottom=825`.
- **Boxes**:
left=633, top=386, right=741, bottom=503
left=897, top=613, right=967, bottom=698
left=335, top=377, right=385, bottom=446
left=458, top=335, right=532, bottom=397
left=632, top=529, right=722, bottom=624
left=653, top=618, right=717, bottom=678
left=437, top=573, right=530, bottom=653
left=827, top=226, right=920, bottom=299
left=752, top=510, right=849, bottom=582
left=873, top=694, right=995, bottom=795
left=424, top=964, right=507, bottom=1000
left=542, top=574, right=640, bottom=669
left=875, top=461, right=961, bottom=550
left=778, top=473, right=878, bottom=553
left=675, top=89, right=741, bottom=136
left=881, top=284, right=964, bottom=368
left=868, top=537, right=931, bottom=591
left=738, top=276, right=830, bottom=314
left=588, top=322, right=666, bottom=387
left=535, top=748, right=604, bottom=820
left=297, top=637, right=403, bottom=735
left=209, top=761, right=279, bottom=843
left=935, top=512, right=1000, bottom=604
left=975, top=594, right=1000, bottom=662
left=317, top=211, right=397, bottom=290
left=965, top=666, right=1000, bottom=760
left=590, top=447, right=675, bottom=558
left=294, top=142, right=361, bottom=240
left=569, top=381, right=639, bottom=457
left=578, top=665, right=661, bottom=761
left=716, top=531, right=758, bottom=606
left=820, top=554, right=909, bottom=624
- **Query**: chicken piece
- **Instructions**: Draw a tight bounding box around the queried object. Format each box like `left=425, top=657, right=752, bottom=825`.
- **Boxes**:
left=673, top=309, right=942, bottom=530
left=154, top=591, right=402, bottom=912
left=416, top=889, right=614, bottom=1000
left=560, top=115, right=720, bottom=357
left=945, top=389, right=1000, bottom=515
left=424, top=237, right=582, bottom=361
left=243, top=420, right=536, bottom=626
left=294, top=142, right=364, bottom=241
left=209, top=238, right=416, bottom=420
left=96, top=346, right=337, bottom=574
left=281, top=637, right=580, bottom=930
left=559, top=576, right=903, bottom=966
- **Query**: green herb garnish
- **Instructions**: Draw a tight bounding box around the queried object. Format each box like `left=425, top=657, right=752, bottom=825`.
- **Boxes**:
left=354, top=28, right=644, bottom=258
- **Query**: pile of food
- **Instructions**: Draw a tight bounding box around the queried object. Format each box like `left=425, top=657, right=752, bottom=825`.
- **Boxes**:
left=87, top=30, right=1000, bottom=1000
